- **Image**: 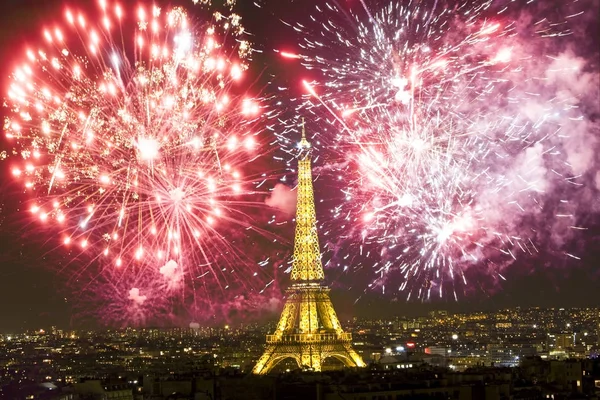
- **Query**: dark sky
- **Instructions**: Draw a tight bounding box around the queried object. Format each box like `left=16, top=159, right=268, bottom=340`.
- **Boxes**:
left=0, top=0, right=79, bottom=332
left=0, top=0, right=599, bottom=332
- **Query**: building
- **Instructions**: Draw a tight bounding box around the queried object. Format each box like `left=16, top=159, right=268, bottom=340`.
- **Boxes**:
left=252, top=120, right=365, bottom=374
left=555, top=333, right=574, bottom=350
left=74, top=380, right=134, bottom=400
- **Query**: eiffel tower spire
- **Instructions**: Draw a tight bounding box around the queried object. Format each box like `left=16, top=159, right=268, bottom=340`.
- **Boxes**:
left=290, top=118, right=324, bottom=282
left=252, top=119, right=365, bottom=375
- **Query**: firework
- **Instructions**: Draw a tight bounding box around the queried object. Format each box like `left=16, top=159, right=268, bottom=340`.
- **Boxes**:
left=3, top=0, right=272, bottom=313
left=74, top=266, right=174, bottom=327
left=275, top=0, right=594, bottom=299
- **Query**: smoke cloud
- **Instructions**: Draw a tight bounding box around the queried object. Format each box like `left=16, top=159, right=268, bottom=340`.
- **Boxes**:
left=160, top=260, right=183, bottom=289
left=128, top=288, right=147, bottom=305
left=265, top=183, right=297, bottom=215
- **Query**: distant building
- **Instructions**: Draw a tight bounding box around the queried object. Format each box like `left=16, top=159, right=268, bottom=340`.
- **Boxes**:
left=74, top=380, right=134, bottom=400
left=426, top=346, right=449, bottom=357
left=487, top=343, right=519, bottom=367
left=448, top=355, right=485, bottom=372
left=555, top=333, right=574, bottom=350
left=378, top=355, right=417, bottom=370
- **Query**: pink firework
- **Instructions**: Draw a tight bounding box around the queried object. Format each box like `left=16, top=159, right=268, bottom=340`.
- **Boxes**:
left=274, top=0, right=596, bottom=300
left=75, top=266, right=175, bottom=328
left=3, top=0, right=272, bottom=315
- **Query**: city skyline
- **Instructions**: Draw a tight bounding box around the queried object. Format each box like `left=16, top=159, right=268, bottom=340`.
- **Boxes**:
left=0, top=0, right=599, bottom=332
left=1, top=304, right=599, bottom=333
left=2, top=305, right=600, bottom=399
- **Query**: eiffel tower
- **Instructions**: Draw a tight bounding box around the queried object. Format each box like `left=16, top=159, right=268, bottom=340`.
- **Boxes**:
left=252, top=120, right=365, bottom=374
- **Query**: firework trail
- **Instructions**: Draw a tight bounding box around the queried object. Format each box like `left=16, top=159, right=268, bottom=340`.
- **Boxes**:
left=273, top=0, right=599, bottom=300
left=2, top=0, right=276, bottom=321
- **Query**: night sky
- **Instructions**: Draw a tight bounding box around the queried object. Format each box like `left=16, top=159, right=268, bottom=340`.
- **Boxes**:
left=0, top=0, right=599, bottom=332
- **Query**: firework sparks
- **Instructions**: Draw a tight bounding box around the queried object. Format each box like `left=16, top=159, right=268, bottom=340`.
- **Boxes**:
left=274, top=0, right=595, bottom=299
left=3, top=0, right=272, bottom=314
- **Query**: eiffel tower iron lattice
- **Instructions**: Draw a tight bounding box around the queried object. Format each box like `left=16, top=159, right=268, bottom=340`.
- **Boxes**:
left=252, top=120, right=365, bottom=374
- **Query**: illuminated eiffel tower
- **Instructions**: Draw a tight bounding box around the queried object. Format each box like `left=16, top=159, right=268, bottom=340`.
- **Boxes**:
left=252, top=121, right=365, bottom=374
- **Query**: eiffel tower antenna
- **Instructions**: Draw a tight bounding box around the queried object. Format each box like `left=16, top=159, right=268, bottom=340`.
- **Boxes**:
left=299, top=117, right=310, bottom=149
left=252, top=118, right=365, bottom=374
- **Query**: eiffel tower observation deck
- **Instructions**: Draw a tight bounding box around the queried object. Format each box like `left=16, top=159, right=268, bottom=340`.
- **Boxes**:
left=252, top=120, right=365, bottom=374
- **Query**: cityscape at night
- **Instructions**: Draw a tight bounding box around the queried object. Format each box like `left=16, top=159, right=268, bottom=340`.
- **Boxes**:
left=2, top=307, right=600, bottom=399
left=0, top=0, right=598, bottom=398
